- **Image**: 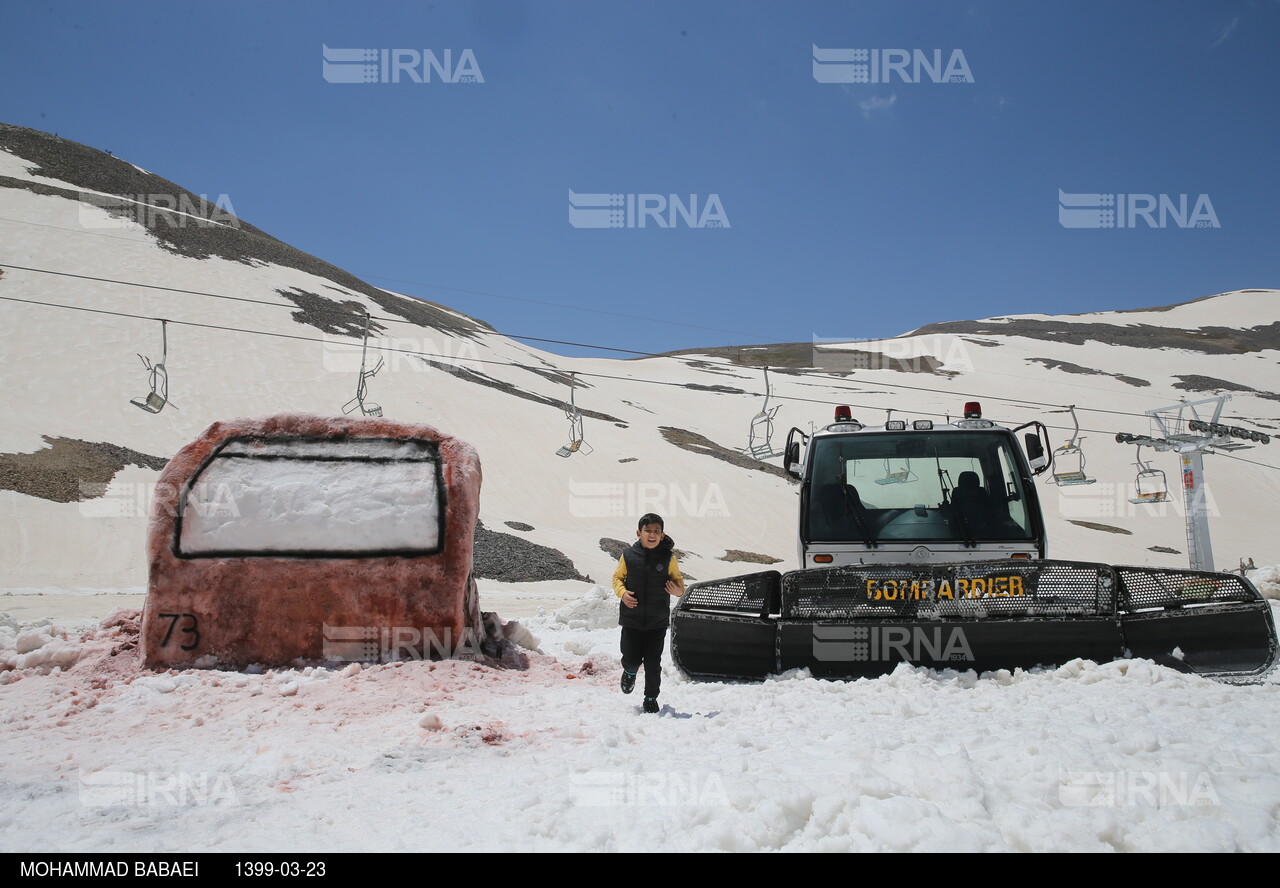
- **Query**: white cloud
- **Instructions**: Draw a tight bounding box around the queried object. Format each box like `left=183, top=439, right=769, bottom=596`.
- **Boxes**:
left=1210, top=16, right=1240, bottom=49
left=858, top=93, right=897, bottom=118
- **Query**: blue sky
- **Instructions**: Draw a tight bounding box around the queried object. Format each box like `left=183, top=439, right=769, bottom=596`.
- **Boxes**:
left=3, top=0, right=1278, bottom=357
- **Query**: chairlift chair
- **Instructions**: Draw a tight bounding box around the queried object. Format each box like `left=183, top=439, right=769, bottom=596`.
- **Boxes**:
left=130, top=319, right=175, bottom=413
left=1128, top=450, right=1170, bottom=504
left=743, top=366, right=781, bottom=459
left=342, top=312, right=384, bottom=417
left=342, top=357, right=385, bottom=417
left=874, top=459, right=916, bottom=485
left=556, top=373, right=593, bottom=457
left=1048, top=405, right=1095, bottom=486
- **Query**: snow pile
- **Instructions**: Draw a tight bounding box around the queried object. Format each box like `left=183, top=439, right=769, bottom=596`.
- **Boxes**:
left=0, top=613, right=83, bottom=677
left=1250, top=565, right=1280, bottom=600
left=545, top=583, right=621, bottom=631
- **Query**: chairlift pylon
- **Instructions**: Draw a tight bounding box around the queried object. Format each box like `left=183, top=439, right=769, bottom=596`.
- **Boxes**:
left=742, top=366, right=781, bottom=459
left=130, top=319, right=177, bottom=413
left=1048, top=405, right=1095, bottom=486
left=556, top=372, right=592, bottom=457
left=1128, top=447, right=1170, bottom=504
left=342, top=311, right=384, bottom=417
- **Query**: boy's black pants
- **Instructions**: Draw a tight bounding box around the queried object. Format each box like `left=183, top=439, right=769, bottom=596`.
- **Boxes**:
left=620, top=626, right=667, bottom=699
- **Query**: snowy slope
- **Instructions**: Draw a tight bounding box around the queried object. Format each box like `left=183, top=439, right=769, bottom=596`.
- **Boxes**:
left=4, top=127, right=1280, bottom=855
left=2, top=129, right=1279, bottom=590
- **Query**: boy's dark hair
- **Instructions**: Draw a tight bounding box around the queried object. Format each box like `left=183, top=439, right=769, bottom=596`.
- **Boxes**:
left=637, top=513, right=664, bottom=530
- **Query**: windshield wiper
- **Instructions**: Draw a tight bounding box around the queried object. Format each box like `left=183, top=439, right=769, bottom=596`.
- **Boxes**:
left=934, top=447, right=975, bottom=549
left=839, top=455, right=877, bottom=547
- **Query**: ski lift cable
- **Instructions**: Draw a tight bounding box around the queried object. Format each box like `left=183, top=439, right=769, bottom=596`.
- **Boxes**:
left=0, top=290, right=1258, bottom=440
left=0, top=263, right=1219, bottom=421
left=0, top=290, right=1253, bottom=435
left=4, top=288, right=1280, bottom=459
left=0, top=214, right=781, bottom=341
left=0, top=259, right=770, bottom=348
left=0, top=263, right=1215, bottom=421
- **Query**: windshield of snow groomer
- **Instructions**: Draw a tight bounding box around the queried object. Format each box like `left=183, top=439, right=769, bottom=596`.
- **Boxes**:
left=805, top=431, right=1035, bottom=542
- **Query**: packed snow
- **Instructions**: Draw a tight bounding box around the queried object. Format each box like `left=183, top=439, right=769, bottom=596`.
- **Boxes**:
left=2, top=582, right=1279, bottom=853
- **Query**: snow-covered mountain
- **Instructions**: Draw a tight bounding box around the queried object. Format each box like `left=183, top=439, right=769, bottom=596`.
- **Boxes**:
left=3, top=123, right=1279, bottom=591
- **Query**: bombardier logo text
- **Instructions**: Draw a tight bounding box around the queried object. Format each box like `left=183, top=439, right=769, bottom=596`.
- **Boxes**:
left=865, top=575, right=1026, bottom=601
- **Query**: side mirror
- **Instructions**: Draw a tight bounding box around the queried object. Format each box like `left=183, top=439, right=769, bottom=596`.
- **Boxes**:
left=1024, top=432, right=1047, bottom=472
left=784, top=442, right=800, bottom=478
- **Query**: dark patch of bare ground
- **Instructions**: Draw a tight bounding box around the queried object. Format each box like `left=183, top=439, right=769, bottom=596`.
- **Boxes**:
left=721, top=549, right=782, bottom=564
left=599, top=538, right=696, bottom=580
left=1149, top=546, right=1181, bottom=554
left=912, top=316, right=1280, bottom=356
left=420, top=360, right=625, bottom=423
left=522, top=366, right=589, bottom=389
left=504, top=521, right=534, bottom=532
left=684, top=383, right=748, bottom=394
left=1026, top=358, right=1149, bottom=387
left=276, top=288, right=386, bottom=338
left=680, top=361, right=751, bottom=378
left=1173, top=375, right=1280, bottom=401
left=651, top=341, right=955, bottom=376
left=600, top=538, right=629, bottom=560
left=1068, top=520, right=1132, bottom=535
left=0, top=437, right=168, bottom=503
left=472, top=521, right=587, bottom=583
left=600, top=537, right=692, bottom=561
left=0, top=123, right=488, bottom=341
left=659, top=427, right=794, bottom=481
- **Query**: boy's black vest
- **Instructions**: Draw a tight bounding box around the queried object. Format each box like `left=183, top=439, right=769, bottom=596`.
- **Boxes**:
left=619, top=535, right=676, bottom=631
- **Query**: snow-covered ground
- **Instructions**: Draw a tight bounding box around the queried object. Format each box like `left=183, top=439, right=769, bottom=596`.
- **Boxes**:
left=2, top=583, right=1280, bottom=853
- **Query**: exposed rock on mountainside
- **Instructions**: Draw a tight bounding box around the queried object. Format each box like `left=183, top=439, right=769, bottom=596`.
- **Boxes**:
left=473, top=521, right=587, bottom=583
left=1026, top=357, right=1149, bottom=387
left=0, top=123, right=489, bottom=340
left=0, top=437, right=168, bottom=503
left=659, top=427, right=793, bottom=480
left=912, top=316, right=1280, bottom=355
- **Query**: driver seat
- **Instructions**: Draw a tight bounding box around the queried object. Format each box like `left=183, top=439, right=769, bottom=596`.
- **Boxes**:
left=950, top=471, right=992, bottom=530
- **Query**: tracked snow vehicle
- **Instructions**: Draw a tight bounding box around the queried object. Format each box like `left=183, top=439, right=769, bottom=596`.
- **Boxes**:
left=671, top=403, right=1278, bottom=683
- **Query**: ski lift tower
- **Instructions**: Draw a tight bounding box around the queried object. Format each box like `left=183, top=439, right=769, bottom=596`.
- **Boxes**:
left=1115, top=395, right=1271, bottom=572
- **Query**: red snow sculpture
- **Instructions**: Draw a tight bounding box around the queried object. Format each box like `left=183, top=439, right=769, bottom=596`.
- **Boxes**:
left=142, top=414, right=482, bottom=668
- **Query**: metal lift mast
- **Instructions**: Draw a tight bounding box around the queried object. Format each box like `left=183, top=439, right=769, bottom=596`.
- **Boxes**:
left=1115, top=395, right=1271, bottom=572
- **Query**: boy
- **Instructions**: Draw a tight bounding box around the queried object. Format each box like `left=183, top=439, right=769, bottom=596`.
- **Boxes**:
left=612, top=513, right=685, bottom=713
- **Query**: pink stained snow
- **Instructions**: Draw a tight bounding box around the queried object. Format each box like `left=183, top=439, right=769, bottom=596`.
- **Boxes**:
left=3, top=586, right=1280, bottom=853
